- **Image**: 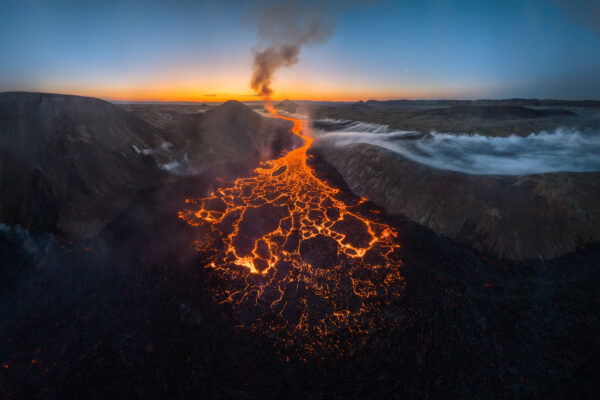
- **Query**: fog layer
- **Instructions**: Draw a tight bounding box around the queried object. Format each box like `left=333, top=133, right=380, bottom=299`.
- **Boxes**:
left=318, top=121, right=600, bottom=175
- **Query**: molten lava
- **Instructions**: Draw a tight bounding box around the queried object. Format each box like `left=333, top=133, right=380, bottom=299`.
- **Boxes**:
left=179, top=103, right=404, bottom=357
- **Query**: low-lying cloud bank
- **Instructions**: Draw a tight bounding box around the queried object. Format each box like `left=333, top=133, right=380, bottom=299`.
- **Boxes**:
left=317, top=121, right=600, bottom=175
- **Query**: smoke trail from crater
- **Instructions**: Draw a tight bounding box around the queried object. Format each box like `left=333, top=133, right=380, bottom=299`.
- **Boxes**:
left=250, top=0, right=334, bottom=98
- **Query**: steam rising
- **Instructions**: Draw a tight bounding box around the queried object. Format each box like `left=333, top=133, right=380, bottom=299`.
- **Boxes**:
left=319, top=122, right=600, bottom=175
left=250, top=1, right=334, bottom=97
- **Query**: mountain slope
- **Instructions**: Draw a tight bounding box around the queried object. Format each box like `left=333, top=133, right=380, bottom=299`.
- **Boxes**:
left=0, top=92, right=167, bottom=237
left=164, top=100, right=298, bottom=173
left=315, top=142, right=600, bottom=260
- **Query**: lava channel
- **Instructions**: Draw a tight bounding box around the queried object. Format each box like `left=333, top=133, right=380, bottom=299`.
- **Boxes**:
left=179, top=104, right=405, bottom=358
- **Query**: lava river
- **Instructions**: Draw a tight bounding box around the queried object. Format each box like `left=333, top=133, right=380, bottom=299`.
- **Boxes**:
left=179, top=105, right=405, bottom=357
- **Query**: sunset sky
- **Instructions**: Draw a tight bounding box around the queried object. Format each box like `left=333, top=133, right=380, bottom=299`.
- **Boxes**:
left=2, top=0, right=600, bottom=102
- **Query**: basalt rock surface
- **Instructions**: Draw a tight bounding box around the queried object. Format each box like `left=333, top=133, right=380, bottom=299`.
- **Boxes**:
left=314, top=142, right=600, bottom=260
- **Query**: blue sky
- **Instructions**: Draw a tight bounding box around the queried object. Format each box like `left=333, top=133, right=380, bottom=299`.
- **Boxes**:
left=1, top=0, right=599, bottom=100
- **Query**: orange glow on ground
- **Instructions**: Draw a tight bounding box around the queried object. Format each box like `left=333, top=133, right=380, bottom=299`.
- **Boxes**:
left=179, top=102, right=405, bottom=358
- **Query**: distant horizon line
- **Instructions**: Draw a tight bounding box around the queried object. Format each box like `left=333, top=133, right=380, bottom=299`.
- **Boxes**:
left=2, top=90, right=600, bottom=104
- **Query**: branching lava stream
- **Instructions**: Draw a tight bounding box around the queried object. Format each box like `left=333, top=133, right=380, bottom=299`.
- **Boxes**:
left=179, top=104, right=404, bottom=357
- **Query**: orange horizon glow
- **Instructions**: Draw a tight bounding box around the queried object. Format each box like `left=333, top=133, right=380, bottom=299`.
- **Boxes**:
left=19, top=62, right=489, bottom=103
left=93, top=90, right=472, bottom=103
left=24, top=83, right=476, bottom=103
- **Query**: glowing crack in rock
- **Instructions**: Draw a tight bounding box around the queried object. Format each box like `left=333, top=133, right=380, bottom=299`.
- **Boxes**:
left=179, top=104, right=404, bottom=357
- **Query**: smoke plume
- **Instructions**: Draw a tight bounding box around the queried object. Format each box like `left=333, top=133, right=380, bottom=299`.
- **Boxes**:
left=250, top=0, right=335, bottom=98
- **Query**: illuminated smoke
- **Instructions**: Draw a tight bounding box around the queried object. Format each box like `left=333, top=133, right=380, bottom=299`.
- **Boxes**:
left=250, top=0, right=334, bottom=98
left=251, top=45, right=300, bottom=97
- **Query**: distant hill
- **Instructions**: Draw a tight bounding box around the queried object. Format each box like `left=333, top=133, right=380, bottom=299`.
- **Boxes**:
left=165, top=100, right=300, bottom=173
left=417, top=105, right=575, bottom=119
left=0, top=92, right=167, bottom=238
left=276, top=99, right=299, bottom=113
left=316, top=98, right=600, bottom=136
left=364, top=99, right=600, bottom=107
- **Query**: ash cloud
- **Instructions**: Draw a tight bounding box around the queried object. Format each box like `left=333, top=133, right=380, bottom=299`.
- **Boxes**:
left=249, top=0, right=335, bottom=98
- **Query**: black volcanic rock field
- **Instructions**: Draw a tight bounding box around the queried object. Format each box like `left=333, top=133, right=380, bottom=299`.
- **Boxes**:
left=315, top=99, right=600, bottom=137
left=1, top=93, right=600, bottom=399
left=314, top=142, right=600, bottom=260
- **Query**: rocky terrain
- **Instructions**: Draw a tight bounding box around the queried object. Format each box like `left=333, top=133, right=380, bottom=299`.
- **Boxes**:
left=0, top=152, right=598, bottom=399
left=162, top=100, right=297, bottom=174
left=121, top=103, right=212, bottom=129
left=315, top=99, right=600, bottom=136
left=1, top=93, right=599, bottom=399
left=0, top=92, right=167, bottom=238
left=0, top=94, right=295, bottom=238
left=313, top=142, right=600, bottom=260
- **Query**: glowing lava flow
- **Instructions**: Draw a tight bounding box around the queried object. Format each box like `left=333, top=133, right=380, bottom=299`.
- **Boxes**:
left=179, top=104, right=404, bottom=357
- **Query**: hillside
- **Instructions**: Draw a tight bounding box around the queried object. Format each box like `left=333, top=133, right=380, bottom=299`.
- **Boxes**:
left=163, top=100, right=299, bottom=173
left=0, top=92, right=167, bottom=237
left=314, top=142, right=600, bottom=260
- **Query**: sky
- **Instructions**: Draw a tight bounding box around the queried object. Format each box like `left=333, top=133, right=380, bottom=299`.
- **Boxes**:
left=1, top=0, right=600, bottom=102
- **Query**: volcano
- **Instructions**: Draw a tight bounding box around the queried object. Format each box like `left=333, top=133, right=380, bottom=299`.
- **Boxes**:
left=163, top=100, right=300, bottom=173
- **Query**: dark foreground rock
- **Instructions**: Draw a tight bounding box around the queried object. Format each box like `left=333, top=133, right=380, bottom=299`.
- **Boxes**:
left=0, top=157, right=599, bottom=399
left=1, top=94, right=599, bottom=398
left=314, top=142, right=600, bottom=260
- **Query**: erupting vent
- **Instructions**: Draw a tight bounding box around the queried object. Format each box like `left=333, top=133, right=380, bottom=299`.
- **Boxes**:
left=179, top=106, right=404, bottom=357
